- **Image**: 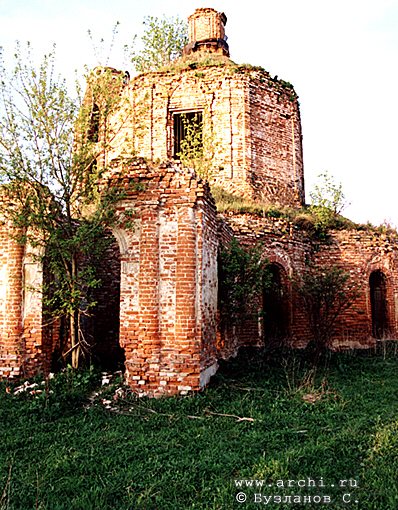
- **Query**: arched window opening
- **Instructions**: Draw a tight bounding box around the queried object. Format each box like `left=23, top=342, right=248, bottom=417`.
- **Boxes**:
left=263, top=263, right=289, bottom=344
left=370, top=270, right=389, bottom=339
left=91, top=232, right=124, bottom=370
left=88, top=103, right=100, bottom=143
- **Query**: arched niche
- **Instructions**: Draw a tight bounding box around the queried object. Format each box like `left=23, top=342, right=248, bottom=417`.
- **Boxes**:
left=263, top=262, right=290, bottom=344
left=369, top=269, right=389, bottom=339
left=91, top=230, right=125, bottom=370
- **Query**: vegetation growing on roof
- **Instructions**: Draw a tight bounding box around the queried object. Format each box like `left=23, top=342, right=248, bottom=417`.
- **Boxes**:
left=157, top=52, right=236, bottom=73
left=128, top=15, right=188, bottom=73
left=211, top=186, right=357, bottom=237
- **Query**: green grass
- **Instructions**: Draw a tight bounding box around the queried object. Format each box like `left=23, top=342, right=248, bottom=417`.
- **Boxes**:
left=210, top=186, right=359, bottom=238
left=0, top=349, right=398, bottom=509
left=211, top=187, right=398, bottom=241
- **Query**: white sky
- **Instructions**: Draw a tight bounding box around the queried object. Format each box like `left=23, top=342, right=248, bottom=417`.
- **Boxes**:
left=1, top=0, right=398, bottom=226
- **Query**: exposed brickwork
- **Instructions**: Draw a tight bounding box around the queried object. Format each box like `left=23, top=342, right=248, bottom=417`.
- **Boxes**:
left=184, top=8, right=229, bottom=57
left=21, top=243, right=50, bottom=376
left=105, top=65, right=304, bottom=207
left=1, top=8, right=397, bottom=397
left=101, top=160, right=219, bottom=396
left=188, top=8, right=227, bottom=43
left=217, top=213, right=398, bottom=354
left=216, top=213, right=312, bottom=357
left=248, top=76, right=304, bottom=205
left=0, top=220, right=49, bottom=379
left=314, top=229, right=398, bottom=348
left=0, top=222, right=24, bottom=378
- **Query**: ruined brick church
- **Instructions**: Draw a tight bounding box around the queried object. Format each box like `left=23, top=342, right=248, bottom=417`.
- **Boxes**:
left=1, top=8, right=397, bottom=395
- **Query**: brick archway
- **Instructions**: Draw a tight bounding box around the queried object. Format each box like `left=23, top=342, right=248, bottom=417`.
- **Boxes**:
left=366, top=261, right=395, bottom=340
left=91, top=231, right=124, bottom=370
left=369, top=270, right=389, bottom=339
left=263, top=262, right=290, bottom=344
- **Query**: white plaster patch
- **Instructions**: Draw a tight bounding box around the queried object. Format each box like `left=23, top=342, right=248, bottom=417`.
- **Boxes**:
left=200, top=361, right=219, bottom=388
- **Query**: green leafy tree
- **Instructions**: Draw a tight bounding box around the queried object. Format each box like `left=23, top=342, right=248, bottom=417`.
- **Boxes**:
left=177, top=112, right=217, bottom=181
left=309, top=171, right=349, bottom=236
left=128, top=15, right=188, bottom=73
left=309, top=171, right=347, bottom=215
left=0, top=43, right=129, bottom=368
left=296, top=265, right=360, bottom=362
left=218, top=238, right=271, bottom=326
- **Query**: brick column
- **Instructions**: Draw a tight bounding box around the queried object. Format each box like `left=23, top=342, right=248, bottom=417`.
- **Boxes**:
left=172, top=206, right=201, bottom=392
left=127, top=207, right=161, bottom=394
left=0, top=234, right=24, bottom=377
left=21, top=254, right=47, bottom=376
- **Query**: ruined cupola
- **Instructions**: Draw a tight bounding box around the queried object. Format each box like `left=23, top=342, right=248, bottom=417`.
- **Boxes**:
left=183, top=7, right=229, bottom=57
left=84, top=7, right=305, bottom=208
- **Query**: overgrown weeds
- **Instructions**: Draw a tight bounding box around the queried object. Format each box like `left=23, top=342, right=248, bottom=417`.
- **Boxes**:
left=1, top=348, right=398, bottom=509
left=211, top=186, right=358, bottom=239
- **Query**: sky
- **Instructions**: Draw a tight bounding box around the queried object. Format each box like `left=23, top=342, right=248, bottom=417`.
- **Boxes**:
left=1, top=0, right=398, bottom=226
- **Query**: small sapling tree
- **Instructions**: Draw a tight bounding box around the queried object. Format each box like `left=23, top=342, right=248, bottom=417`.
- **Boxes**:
left=309, top=171, right=347, bottom=215
left=296, top=265, right=360, bottom=363
left=309, top=171, right=349, bottom=237
left=128, top=15, right=188, bottom=73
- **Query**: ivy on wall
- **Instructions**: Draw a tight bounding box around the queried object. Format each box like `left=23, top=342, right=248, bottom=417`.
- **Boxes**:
left=218, top=238, right=271, bottom=326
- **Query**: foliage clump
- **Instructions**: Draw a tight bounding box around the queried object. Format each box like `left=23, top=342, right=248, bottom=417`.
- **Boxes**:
left=295, top=265, right=360, bottom=361
left=218, top=238, right=271, bottom=327
left=128, top=15, right=188, bottom=73
left=211, top=186, right=292, bottom=218
left=212, top=182, right=360, bottom=240
left=177, top=112, right=218, bottom=181
left=0, top=44, right=130, bottom=369
left=308, top=171, right=350, bottom=238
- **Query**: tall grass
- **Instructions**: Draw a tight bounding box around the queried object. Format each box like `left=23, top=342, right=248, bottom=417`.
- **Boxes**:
left=0, top=349, right=397, bottom=509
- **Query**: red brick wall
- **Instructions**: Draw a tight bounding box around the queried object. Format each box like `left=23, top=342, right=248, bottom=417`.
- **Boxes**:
left=103, top=64, right=303, bottom=208
left=217, top=213, right=312, bottom=358
left=22, top=243, right=49, bottom=376
left=0, top=224, right=49, bottom=379
left=248, top=75, right=304, bottom=206
left=314, top=229, right=398, bottom=348
left=103, top=160, right=219, bottom=396
left=0, top=224, right=24, bottom=378
left=217, top=214, right=398, bottom=356
left=2, top=186, right=398, bottom=393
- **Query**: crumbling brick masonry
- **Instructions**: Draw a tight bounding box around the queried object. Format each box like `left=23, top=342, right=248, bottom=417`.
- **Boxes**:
left=0, top=7, right=396, bottom=395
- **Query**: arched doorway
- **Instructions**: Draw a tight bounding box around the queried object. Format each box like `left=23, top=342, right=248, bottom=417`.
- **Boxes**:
left=42, top=231, right=124, bottom=372
left=263, top=263, right=289, bottom=344
left=369, top=270, right=388, bottom=339
left=92, top=233, right=124, bottom=370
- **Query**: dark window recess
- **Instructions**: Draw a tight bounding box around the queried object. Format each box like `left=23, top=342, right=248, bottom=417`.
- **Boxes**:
left=263, top=264, right=289, bottom=343
left=370, top=270, right=389, bottom=338
left=88, top=104, right=100, bottom=143
left=173, top=111, right=203, bottom=158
